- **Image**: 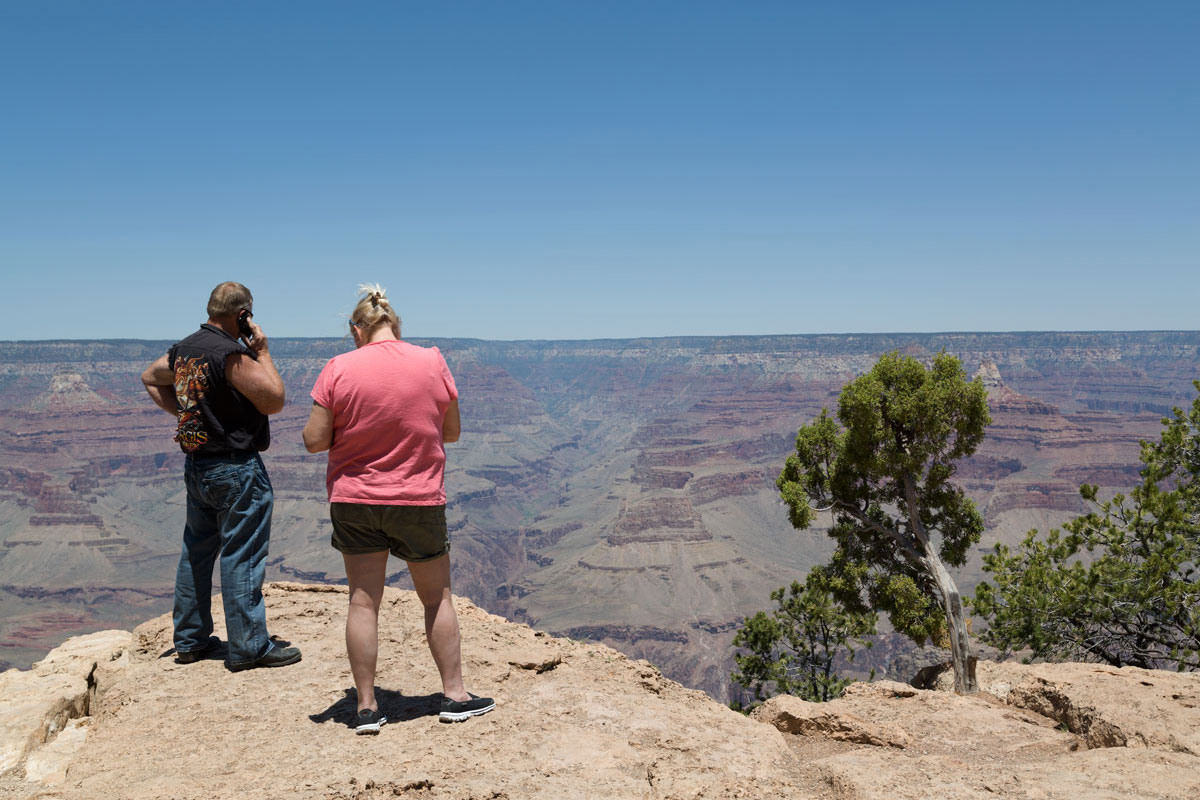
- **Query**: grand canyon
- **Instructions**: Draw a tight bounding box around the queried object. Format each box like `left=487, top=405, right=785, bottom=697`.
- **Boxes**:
left=1, top=331, right=1198, bottom=700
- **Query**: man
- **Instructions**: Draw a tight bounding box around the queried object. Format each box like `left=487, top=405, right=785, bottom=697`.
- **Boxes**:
left=141, top=281, right=301, bottom=670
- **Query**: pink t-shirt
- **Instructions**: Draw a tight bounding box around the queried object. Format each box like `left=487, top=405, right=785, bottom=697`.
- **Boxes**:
left=310, top=340, right=458, bottom=505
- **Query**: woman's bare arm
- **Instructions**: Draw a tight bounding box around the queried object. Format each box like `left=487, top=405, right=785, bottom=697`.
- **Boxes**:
left=442, top=399, right=461, bottom=443
left=303, top=401, right=334, bottom=452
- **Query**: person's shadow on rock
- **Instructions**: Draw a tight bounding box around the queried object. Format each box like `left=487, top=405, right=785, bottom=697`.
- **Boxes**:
left=160, top=635, right=292, bottom=665
left=309, top=688, right=442, bottom=728
left=160, top=636, right=227, bottom=664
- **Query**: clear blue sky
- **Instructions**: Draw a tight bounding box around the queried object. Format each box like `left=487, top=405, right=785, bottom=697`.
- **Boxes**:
left=1, top=1, right=1196, bottom=341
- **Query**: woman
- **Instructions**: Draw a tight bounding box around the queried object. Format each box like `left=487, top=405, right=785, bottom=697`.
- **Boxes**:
left=303, top=284, right=493, bottom=733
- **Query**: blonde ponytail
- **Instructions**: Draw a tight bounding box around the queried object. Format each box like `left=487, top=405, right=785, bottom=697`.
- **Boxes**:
left=350, top=283, right=401, bottom=338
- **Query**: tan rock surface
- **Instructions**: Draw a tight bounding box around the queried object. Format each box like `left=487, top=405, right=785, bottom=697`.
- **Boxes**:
left=5, top=587, right=1200, bottom=800
left=10, top=583, right=804, bottom=800
left=931, top=659, right=1200, bottom=753
left=774, top=667, right=1200, bottom=800
left=811, top=745, right=1200, bottom=800
left=0, top=630, right=130, bottom=777
left=22, top=719, right=88, bottom=786
left=751, top=692, right=911, bottom=748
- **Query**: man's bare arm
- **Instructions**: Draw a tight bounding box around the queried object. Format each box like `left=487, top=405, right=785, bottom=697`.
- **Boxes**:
left=302, top=402, right=334, bottom=452
left=226, top=318, right=286, bottom=415
left=442, top=398, right=461, bottom=443
left=141, top=354, right=178, bottom=415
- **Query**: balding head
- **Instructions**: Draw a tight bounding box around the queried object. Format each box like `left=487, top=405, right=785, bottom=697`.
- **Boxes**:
left=207, top=282, right=253, bottom=319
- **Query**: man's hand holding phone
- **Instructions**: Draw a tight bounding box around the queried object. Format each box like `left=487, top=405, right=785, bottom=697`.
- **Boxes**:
left=237, top=310, right=269, bottom=355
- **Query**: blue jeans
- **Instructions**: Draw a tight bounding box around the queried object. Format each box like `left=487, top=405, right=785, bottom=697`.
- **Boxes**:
left=174, top=451, right=274, bottom=667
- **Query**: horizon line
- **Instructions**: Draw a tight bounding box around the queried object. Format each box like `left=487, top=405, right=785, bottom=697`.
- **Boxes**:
left=3, top=329, right=1199, bottom=346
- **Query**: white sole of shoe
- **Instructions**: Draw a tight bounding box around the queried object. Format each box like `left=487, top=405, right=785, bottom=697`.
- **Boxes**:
left=355, top=717, right=386, bottom=735
left=439, top=702, right=495, bottom=723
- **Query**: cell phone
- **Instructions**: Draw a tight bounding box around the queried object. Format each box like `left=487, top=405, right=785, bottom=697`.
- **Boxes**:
left=237, top=310, right=254, bottom=339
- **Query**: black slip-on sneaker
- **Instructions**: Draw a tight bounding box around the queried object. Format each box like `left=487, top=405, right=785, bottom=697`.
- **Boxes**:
left=355, top=708, right=386, bottom=735
left=439, top=693, right=495, bottom=723
left=227, top=644, right=303, bottom=672
left=175, top=636, right=221, bottom=664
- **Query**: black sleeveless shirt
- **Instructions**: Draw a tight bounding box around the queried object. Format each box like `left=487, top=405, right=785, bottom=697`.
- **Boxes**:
left=167, top=324, right=270, bottom=454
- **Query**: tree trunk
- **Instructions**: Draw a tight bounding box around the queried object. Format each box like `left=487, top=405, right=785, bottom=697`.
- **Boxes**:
left=904, top=476, right=979, bottom=694
left=924, top=545, right=978, bottom=694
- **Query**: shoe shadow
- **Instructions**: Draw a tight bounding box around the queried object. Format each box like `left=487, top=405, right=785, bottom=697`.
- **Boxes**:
left=310, top=688, right=442, bottom=728
left=161, top=638, right=227, bottom=663
left=162, top=635, right=292, bottom=665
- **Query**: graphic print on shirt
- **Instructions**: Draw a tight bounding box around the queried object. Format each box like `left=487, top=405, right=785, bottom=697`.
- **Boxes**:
left=173, top=357, right=211, bottom=451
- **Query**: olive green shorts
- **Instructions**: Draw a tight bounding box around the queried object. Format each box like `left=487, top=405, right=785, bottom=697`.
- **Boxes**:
left=329, top=503, right=450, bottom=563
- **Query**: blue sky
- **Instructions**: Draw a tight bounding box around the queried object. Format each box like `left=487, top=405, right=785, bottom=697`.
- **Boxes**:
left=1, top=1, right=1196, bottom=341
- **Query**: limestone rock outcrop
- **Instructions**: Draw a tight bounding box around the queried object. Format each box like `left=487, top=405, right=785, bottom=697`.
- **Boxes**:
left=0, top=630, right=130, bottom=785
left=1, top=584, right=802, bottom=799
left=2, top=585, right=1198, bottom=800
left=758, top=663, right=1200, bottom=800
left=931, top=659, right=1200, bottom=753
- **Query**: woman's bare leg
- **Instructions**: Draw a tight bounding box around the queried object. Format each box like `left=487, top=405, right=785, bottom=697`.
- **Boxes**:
left=343, top=550, right=389, bottom=712
left=408, top=554, right=468, bottom=701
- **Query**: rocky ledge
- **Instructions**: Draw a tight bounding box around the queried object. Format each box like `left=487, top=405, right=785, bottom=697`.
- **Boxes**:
left=2, top=583, right=1198, bottom=800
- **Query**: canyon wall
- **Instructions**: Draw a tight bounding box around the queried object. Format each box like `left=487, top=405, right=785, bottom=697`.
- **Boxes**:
left=1, top=331, right=1197, bottom=698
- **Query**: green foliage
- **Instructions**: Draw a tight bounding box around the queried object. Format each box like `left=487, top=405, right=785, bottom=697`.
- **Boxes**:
left=776, top=352, right=990, bottom=650
left=973, top=383, right=1200, bottom=671
left=731, top=567, right=876, bottom=702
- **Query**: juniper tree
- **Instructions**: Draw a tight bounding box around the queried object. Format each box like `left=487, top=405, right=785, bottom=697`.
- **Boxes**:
left=973, top=383, right=1200, bottom=670
left=776, top=351, right=990, bottom=693
left=731, top=566, right=876, bottom=703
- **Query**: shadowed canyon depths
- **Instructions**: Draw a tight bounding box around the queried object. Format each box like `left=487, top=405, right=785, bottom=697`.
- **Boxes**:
left=1, top=332, right=1197, bottom=699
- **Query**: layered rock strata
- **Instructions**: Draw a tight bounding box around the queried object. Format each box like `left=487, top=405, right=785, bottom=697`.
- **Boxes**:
left=1, top=333, right=1197, bottom=699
